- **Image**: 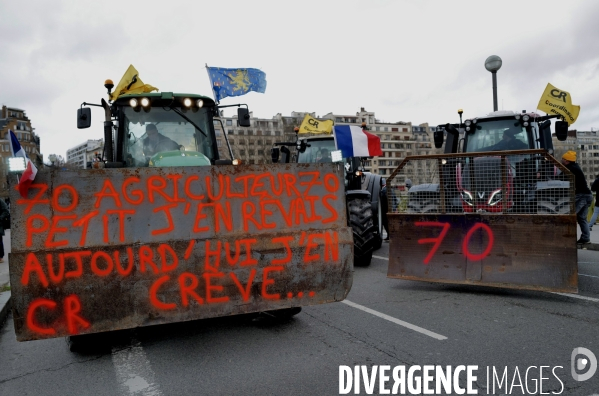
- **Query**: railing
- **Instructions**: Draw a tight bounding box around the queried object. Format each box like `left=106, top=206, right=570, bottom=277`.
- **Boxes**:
left=386, top=149, right=575, bottom=215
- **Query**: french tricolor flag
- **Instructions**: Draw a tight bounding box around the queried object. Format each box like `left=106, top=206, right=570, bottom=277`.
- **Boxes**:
left=9, top=129, right=38, bottom=198
left=333, top=125, right=383, bottom=158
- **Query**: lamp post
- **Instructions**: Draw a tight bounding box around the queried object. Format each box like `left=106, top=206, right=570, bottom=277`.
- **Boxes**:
left=484, top=55, right=502, bottom=112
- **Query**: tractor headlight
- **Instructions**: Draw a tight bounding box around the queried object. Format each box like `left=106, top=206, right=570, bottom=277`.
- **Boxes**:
left=488, top=189, right=502, bottom=206
left=140, top=97, right=150, bottom=107
left=183, top=98, right=192, bottom=107
left=522, top=114, right=530, bottom=122
left=461, top=189, right=474, bottom=206
left=129, top=98, right=138, bottom=108
left=232, top=159, right=242, bottom=166
left=196, top=99, right=204, bottom=108
left=465, top=120, right=471, bottom=127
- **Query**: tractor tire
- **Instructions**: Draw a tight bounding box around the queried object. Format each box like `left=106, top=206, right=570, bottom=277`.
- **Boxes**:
left=348, top=197, right=375, bottom=267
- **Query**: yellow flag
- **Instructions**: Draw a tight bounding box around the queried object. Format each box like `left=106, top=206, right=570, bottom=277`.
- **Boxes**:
left=109, top=65, right=159, bottom=101
left=298, top=114, right=334, bottom=134
left=537, top=83, right=580, bottom=125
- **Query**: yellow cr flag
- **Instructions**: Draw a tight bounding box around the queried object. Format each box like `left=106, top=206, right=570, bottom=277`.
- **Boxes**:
left=537, top=83, right=580, bottom=125
left=109, top=65, right=159, bottom=101
left=298, top=114, right=334, bottom=134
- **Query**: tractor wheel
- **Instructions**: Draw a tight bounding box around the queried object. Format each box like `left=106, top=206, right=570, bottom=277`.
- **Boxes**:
left=348, top=197, right=375, bottom=267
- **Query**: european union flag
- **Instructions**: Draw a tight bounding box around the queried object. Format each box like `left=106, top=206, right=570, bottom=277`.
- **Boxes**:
left=207, top=67, right=267, bottom=102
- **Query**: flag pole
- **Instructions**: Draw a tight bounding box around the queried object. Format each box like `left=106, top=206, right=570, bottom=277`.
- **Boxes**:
left=206, top=64, right=219, bottom=104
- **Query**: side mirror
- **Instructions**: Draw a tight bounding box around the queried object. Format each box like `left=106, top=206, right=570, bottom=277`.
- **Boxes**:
left=237, top=108, right=250, bottom=127
left=555, top=121, right=568, bottom=141
left=77, top=108, right=91, bottom=129
left=433, top=131, right=444, bottom=149
left=271, top=147, right=280, bottom=163
left=280, top=146, right=291, bottom=164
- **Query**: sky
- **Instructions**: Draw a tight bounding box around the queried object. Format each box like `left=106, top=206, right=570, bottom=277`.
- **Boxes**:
left=1, top=0, right=599, bottom=160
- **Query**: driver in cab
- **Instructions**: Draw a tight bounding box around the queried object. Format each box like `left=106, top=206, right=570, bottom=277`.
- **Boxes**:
left=318, top=148, right=332, bottom=163
left=489, top=129, right=528, bottom=151
left=143, top=124, right=181, bottom=157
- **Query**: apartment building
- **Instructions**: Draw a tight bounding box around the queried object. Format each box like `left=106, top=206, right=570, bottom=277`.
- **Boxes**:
left=0, top=105, right=43, bottom=197
left=66, top=139, right=104, bottom=169
left=214, top=108, right=436, bottom=184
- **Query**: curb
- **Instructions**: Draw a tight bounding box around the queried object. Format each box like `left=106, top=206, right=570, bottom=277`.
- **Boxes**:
left=0, top=291, right=11, bottom=326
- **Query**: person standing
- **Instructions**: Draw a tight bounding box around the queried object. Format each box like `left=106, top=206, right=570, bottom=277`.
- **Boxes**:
left=380, top=180, right=389, bottom=241
left=590, top=174, right=599, bottom=231
left=0, top=199, right=8, bottom=262
left=560, top=151, right=593, bottom=244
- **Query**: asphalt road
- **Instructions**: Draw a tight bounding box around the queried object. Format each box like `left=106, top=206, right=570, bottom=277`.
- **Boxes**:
left=1, top=243, right=598, bottom=396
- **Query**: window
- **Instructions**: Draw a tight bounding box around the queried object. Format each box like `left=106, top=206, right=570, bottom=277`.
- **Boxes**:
left=248, top=130, right=254, bottom=135
left=402, top=128, right=408, bottom=132
left=249, top=159, right=255, bottom=164
left=258, top=150, right=264, bottom=155
left=385, top=135, right=390, bottom=140
left=256, top=140, right=263, bottom=145
left=239, top=150, right=246, bottom=155
left=238, top=130, right=244, bottom=135
left=228, top=129, right=234, bottom=134
left=375, top=127, right=380, bottom=131
left=275, top=131, right=281, bottom=136
left=384, top=127, right=388, bottom=132
left=249, top=150, right=255, bottom=155
left=229, top=139, right=235, bottom=145
left=226, top=120, right=232, bottom=126
left=392, top=128, right=398, bottom=132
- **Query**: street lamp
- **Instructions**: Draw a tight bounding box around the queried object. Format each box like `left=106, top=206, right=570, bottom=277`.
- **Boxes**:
left=484, top=55, right=502, bottom=112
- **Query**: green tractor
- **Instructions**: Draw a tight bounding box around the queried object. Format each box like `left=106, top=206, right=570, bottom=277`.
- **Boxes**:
left=271, top=127, right=384, bottom=267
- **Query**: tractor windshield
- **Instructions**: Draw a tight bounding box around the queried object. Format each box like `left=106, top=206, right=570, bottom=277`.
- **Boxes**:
left=123, top=107, right=216, bottom=166
left=297, top=138, right=337, bottom=163
left=465, top=119, right=529, bottom=153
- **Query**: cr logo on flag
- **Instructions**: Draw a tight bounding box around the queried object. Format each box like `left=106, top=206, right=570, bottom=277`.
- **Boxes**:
left=308, top=119, right=319, bottom=128
left=550, top=89, right=568, bottom=102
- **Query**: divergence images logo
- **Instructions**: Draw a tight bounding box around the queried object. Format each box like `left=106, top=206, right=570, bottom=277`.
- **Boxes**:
left=571, top=347, right=597, bottom=382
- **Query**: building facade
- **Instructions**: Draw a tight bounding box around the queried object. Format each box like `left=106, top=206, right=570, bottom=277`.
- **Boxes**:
left=214, top=107, right=436, bottom=185
left=66, top=139, right=104, bottom=169
left=0, top=105, right=43, bottom=198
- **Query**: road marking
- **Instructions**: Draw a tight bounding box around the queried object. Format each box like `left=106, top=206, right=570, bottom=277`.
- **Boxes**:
left=580, top=273, right=599, bottom=279
left=552, top=293, right=599, bottom=303
left=112, top=339, right=163, bottom=396
left=372, top=255, right=388, bottom=261
left=342, top=300, right=447, bottom=340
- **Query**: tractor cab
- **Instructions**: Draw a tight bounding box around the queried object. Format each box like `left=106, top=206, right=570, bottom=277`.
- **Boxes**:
left=118, top=93, right=217, bottom=167
left=77, top=90, right=252, bottom=168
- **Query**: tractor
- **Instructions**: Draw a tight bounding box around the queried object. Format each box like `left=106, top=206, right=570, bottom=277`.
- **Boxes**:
left=271, top=124, right=384, bottom=267
left=385, top=109, right=578, bottom=293
left=8, top=80, right=354, bottom=344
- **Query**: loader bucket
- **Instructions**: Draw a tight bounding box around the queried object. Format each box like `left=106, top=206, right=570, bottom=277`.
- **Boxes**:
left=9, top=163, right=353, bottom=341
left=385, top=150, right=578, bottom=293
